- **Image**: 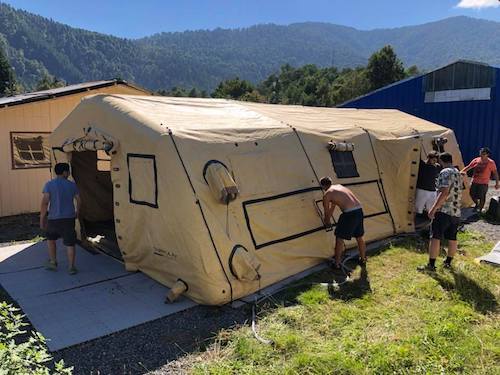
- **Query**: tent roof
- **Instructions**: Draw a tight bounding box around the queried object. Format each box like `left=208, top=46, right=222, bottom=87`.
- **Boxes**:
left=68, top=94, right=449, bottom=141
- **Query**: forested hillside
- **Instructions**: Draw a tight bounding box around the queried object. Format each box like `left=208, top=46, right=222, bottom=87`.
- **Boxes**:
left=1, top=2, right=500, bottom=91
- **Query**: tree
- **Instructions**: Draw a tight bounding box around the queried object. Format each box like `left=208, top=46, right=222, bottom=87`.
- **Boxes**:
left=331, top=67, right=370, bottom=105
left=35, top=74, right=66, bottom=91
left=405, top=65, right=420, bottom=78
left=212, top=77, right=255, bottom=100
left=366, top=45, right=405, bottom=91
left=0, top=46, right=17, bottom=96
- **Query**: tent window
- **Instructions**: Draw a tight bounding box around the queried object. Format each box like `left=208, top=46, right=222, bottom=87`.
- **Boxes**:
left=329, top=150, right=359, bottom=178
left=10, top=132, right=51, bottom=169
left=127, top=154, right=158, bottom=208
left=97, top=150, right=111, bottom=172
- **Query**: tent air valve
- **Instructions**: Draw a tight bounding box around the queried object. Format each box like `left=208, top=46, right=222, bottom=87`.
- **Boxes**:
left=165, top=279, right=188, bottom=304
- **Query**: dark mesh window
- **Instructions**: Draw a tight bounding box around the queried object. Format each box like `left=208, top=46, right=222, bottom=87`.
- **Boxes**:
left=329, top=150, right=359, bottom=178
left=424, top=62, right=495, bottom=92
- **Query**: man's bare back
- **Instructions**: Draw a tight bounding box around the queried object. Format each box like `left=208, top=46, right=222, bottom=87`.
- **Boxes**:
left=323, top=184, right=361, bottom=213
left=320, top=177, right=367, bottom=267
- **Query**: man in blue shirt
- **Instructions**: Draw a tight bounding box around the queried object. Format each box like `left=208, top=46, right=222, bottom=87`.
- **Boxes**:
left=40, top=163, right=81, bottom=274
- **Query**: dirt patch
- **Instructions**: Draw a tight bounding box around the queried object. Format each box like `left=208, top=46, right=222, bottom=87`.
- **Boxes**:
left=0, top=213, right=42, bottom=246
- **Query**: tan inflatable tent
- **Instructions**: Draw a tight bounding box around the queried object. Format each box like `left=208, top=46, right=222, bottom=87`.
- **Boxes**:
left=50, top=95, right=470, bottom=305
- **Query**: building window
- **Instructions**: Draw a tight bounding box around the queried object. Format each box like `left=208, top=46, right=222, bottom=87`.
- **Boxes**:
left=424, top=61, right=495, bottom=92
left=97, top=150, right=111, bottom=171
left=329, top=150, right=359, bottom=178
left=10, top=132, right=51, bottom=169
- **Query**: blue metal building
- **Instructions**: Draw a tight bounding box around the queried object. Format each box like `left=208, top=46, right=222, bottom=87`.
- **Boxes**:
left=340, top=60, right=500, bottom=165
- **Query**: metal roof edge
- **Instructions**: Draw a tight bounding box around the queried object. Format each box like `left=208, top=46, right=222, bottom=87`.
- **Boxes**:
left=0, top=79, right=151, bottom=109
left=337, top=59, right=500, bottom=108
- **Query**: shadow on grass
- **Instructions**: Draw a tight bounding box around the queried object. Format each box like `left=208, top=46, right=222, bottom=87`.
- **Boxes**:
left=258, top=259, right=373, bottom=310
left=431, top=269, right=498, bottom=314
left=333, top=264, right=371, bottom=301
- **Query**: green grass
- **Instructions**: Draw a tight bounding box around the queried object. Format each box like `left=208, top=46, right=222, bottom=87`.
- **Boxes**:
left=193, top=231, right=500, bottom=374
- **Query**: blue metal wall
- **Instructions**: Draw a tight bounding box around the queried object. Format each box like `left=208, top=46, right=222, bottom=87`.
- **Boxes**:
left=340, top=71, right=500, bottom=166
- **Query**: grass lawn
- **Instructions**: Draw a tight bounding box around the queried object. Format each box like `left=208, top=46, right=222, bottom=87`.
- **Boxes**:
left=193, top=231, right=499, bottom=374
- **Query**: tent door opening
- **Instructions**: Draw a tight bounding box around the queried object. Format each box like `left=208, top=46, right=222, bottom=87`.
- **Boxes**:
left=71, top=150, right=122, bottom=260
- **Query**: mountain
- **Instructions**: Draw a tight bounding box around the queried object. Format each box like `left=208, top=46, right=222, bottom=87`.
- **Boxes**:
left=1, top=2, right=500, bottom=91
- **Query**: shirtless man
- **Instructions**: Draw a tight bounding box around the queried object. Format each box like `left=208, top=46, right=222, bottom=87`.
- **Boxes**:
left=321, top=176, right=367, bottom=269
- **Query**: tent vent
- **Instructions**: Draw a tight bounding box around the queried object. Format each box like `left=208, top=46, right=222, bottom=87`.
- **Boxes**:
left=228, top=245, right=261, bottom=282
left=203, top=160, right=239, bottom=204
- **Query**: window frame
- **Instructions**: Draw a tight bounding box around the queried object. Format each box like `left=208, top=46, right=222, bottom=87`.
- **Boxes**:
left=329, top=149, right=360, bottom=179
left=10, top=131, right=51, bottom=170
left=127, top=153, right=159, bottom=208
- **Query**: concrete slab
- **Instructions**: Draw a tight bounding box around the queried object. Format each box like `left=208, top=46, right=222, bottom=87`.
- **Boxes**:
left=0, top=241, right=196, bottom=351
left=0, top=241, right=128, bottom=298
left=477, top=241, right=500, bottom=266
left=18, top=273, right=195, bottom=351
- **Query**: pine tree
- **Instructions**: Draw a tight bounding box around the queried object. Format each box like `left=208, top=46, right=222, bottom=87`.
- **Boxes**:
left=366, top=45, right=405, bottom=91
left=0, top=46, right=17, bottom=97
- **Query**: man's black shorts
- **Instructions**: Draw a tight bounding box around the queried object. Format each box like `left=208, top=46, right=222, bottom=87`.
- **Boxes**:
left=470, top=183, right=488, bottom=202
left=46, top=218, right=77, bottom=246
left=335, top=208, right=364, bottom=240
left=430, top=212, right=460, bottom=241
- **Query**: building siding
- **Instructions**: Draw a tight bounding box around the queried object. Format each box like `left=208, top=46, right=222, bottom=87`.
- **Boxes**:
left=341, top=68, right=500, bottom=167
left=0, top=84, right=148, bottom=217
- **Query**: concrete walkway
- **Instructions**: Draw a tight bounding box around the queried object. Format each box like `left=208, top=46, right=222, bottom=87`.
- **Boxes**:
left=0, top=241, right=196, bottom=351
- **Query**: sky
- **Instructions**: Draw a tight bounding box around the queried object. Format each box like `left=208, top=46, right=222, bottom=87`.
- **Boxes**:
left=2, top=0, right=500, bottom=39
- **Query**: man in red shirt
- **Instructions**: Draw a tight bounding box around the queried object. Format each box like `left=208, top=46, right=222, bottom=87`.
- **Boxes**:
left=461, top=147, right=499, bottom=212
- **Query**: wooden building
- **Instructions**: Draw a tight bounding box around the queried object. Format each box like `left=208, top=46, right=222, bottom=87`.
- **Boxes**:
left=0, top=80, right=149, bottom=217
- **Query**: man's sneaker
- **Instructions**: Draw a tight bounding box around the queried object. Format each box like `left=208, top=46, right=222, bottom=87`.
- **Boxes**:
left=417, top=264, right=436, bottom=273
left=443, top=262, right=452, bottom=270
left=44, top=260, right=57, bottom=271
left=68, top=266, right=78, bottom=275
left=329, top=260, right=342, bottom=270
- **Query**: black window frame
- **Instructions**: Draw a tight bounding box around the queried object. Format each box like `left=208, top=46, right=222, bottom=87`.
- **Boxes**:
left=329, top=149, right=360, bottom=179
left=127, top=153, right=159, bottom=208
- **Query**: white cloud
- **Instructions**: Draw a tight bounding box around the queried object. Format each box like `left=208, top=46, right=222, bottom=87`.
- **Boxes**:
left=456, top=0, right=500, bottom=9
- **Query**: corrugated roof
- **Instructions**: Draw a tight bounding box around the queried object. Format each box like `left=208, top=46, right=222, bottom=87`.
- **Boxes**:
left=0, top=79, right=149, bottom=108
left=338, top=59, right=499, bottom=108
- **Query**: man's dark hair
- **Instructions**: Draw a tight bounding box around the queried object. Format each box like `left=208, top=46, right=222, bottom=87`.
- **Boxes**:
left=427, top=151, right=439, bottom=159
left=54, top=163, right=70, bottom=175
left=439, top=152, right=453, bottom=164
left=480, top=147, right=491, bottom=156
left=320, top=176, right=332, bottom=189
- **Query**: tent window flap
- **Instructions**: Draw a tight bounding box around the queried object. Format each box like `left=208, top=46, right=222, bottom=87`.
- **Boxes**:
left=329, top=150, right=359, bottom=178
left=127, top=154, right=158, bottom=208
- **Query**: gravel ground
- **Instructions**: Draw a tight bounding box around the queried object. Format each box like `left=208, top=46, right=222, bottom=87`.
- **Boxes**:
left=52, top=304, right=248, bottom=374
left=464, top=181, right=500, bottom=243
left=1, top=183, right=498, bottom=374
